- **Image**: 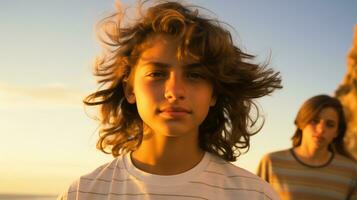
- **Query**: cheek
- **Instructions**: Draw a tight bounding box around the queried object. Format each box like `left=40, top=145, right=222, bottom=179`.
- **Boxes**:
left=134, top=86, right=157, bottom=123
left=329, top=128, right=339, bottom=138
left=302, top=125, right=314, bottom=135
left=192, top=88, right=214, bottom=114
left=134, top=81, right=161, bottom=108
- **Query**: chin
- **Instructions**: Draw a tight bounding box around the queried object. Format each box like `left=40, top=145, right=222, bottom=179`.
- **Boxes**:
left=312, top=143, right=328, bottom=150
left=163, top=129, right=188, bottom=137
left=157, top=126, right=194, bottom=137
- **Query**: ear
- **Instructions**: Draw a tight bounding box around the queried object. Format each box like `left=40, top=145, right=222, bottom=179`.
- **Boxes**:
left=210, top=95, right=217, bottom=107
left=123, top=81, right=136, bottom=104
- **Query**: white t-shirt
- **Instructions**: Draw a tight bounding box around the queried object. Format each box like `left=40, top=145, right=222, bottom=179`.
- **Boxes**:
left=58, top=152, right=279, bottom=200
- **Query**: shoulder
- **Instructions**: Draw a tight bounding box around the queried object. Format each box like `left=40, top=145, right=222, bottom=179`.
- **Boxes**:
left=265, top=149, right=292, bottom=158
left=80, top=156, right=123, bottom=180
left=260, top=148, right=292, bottom=162
left=207, top=153, right=260, bottom=180
left=256, top=149, right=295, bottom=181
left=61, top=156, right=125, bottom=198
left=204, top=153, right=280, bottom=200
left=334, top=153, right=357, bottom=165
left=332, top=153, right=357, bottom=172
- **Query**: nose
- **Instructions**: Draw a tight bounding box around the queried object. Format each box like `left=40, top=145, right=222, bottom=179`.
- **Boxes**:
left=315, top=121, right=326, bottom=133
left=164, top=72, right=186, bottom=101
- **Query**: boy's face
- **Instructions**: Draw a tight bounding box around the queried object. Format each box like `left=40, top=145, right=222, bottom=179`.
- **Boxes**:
left=126, top=34, right=216, bottom=138
left=301, top=107, right=339, bottom=151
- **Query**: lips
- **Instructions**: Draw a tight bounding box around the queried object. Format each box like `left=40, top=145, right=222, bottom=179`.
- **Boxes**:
left=159, top=106, right=192, bottom=117
left=312, top=135, right=325, bottom=142
left=160, top=106, right=191, bottom=113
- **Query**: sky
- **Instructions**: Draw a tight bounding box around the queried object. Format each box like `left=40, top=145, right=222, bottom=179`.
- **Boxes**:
left=0, top=0, right=356, bottom=196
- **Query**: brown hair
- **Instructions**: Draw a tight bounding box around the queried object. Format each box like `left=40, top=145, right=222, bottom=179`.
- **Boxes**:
left=84, top=0, right=282, bottom=161
left=291, top=94, right=351, bottom=158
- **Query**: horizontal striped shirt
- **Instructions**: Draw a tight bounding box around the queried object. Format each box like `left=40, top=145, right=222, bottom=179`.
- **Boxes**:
left=257, top=149, right=357, bottom=200
left=58, top=152, right=279, bottom=200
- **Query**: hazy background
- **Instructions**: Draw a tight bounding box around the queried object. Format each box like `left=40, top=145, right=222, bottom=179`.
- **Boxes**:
left=1, top=0, right=356, bottom=196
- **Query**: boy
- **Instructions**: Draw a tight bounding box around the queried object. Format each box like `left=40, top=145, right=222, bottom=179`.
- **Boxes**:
left=59, top=1, right=282, bottom=199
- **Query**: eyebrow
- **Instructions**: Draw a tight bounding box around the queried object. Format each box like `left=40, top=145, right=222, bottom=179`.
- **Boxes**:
left=315, top=117, right=337, bottom=124
left=325, top=119, right=337, bottom=123
left=141, top=61, right=203, bottom=69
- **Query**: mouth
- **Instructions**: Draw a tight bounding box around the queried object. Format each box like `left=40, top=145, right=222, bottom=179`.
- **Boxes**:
left=159, top=106, right=192, bottom=117
left=312, top=135, right=325, bottom=142
left=160, top=107, right=191, bottom=113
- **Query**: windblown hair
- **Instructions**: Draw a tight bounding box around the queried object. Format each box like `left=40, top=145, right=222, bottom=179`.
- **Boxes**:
left=84, top=0, right=282, bottom=161
left=291, top=94, right=352, bottom=159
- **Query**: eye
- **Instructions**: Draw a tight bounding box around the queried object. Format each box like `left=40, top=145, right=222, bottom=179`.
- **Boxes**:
left=310, top=118, right=319, bottom=125
left=326, top=121, right=336, bottom=128
left=146, top=71, right=167, bottom=79
left=186, top=72, right=205, bottom=80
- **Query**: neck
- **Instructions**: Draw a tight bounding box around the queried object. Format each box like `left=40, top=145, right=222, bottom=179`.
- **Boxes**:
left=131, top=129, right=204, bottom=175
left=293, top=145, right=331, bottom=166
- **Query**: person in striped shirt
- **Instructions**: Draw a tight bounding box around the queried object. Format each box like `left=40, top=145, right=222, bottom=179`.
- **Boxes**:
left=257, top=95, right=357, bottom=200
left=58, top=1, right=282, bottom=199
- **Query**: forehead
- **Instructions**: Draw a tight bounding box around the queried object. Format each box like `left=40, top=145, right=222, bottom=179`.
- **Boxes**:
left=138, top=34, right=197, bottom=65
left=317, top=107, right=338, bottom=122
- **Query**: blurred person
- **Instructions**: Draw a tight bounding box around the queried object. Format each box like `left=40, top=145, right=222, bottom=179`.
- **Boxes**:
left=257, top=94, right=357, bottom=200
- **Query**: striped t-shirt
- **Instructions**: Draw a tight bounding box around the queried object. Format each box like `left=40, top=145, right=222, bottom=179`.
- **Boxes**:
left=58, top=152, right=279, bottom=200
left=257, top=149, right=357, bottom=200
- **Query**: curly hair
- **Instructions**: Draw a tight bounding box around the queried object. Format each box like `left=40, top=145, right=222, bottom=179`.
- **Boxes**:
left=84, top=0, right=282, bottom=162
left=291, top=94, right=352, bottom=159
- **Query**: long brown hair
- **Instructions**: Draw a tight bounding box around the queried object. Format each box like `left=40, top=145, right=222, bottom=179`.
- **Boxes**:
left=84, top=1, right=282, bottom=161
left=291, top=94, right=351, bottom=158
